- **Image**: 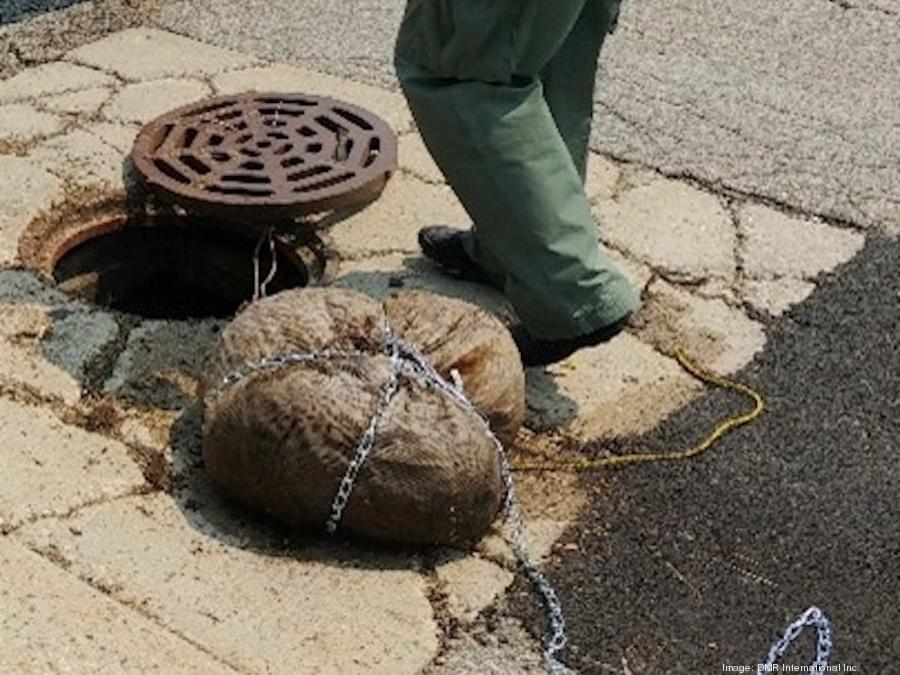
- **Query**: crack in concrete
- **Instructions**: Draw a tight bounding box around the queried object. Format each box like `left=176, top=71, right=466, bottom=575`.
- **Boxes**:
left=12, top=534, right=249, bottom=674
left=825, top=0, right=898, bottom=16
left=601, top=151, right=871, bottom=235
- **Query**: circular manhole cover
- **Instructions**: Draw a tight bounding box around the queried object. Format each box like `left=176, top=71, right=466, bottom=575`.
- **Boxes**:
left=132, top=92, right=398, bottom=224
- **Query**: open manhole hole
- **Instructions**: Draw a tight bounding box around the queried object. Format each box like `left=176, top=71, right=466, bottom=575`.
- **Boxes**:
left=51, top=216, right=312, bottom=320
left=24, top=92, right=396, bottom=320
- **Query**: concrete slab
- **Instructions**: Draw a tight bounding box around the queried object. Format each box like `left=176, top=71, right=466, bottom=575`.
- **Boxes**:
left=0, top=538, right=239, bottom=674
left=742, top=277, right=817, bottom=317
left=0, top=103, right=65, bottom=148
left=328, top=173, right=467, bottom=259
left=66, top=28, right=257, bottom=82
left=16, top=492, right=439, bottom=675
left=0, top=398, right=144, bottom=529
left=398, top=132, right=444, bottom=185
left=597, top=177, right=736, bottom=282
left=211, top=63, right=414, bottom=134
left=633, top=281, right=766, bottom=374
left=739, top=203, right=866, bottom=280
left=0, top=61, right=116, bottom=103
left=585, top=153, right=623, bottom=203
left=0, top=156, right=62, bottom=265
left=102, top=78, right=212, bottom=125
left=85, top=120, right=139, bottom=154
left=29, top=127, right=127, bottom=190
left=436, top=555, right=514, bottom=624
left=525, top=332, right=702, bottom=439
left=42, top=86, right=114, bottom=116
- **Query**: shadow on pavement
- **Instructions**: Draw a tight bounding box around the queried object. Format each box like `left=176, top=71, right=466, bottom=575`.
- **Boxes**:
left=515, top=235, right=900, bottom=674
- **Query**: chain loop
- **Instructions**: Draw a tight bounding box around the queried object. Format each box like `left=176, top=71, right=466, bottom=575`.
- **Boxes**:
left=757, top=606, right=832, bottom=674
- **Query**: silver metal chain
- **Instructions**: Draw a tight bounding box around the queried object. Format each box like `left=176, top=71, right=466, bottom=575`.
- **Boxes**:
left=213, top=319, right=569, bottom=674
left=214, top=316, right=836, bottom=675
left=757, top=606, right=832, bottom=674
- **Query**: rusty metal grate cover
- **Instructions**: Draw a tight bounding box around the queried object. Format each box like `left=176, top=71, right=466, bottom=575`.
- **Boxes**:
left=132, top=92, right=398, bottom=224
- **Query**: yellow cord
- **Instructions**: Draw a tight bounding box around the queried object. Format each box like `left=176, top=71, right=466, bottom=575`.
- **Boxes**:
left=511, top=348, right=766, bottom=472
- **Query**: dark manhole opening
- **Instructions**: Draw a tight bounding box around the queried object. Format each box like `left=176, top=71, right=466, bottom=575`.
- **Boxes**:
left=52, top=216, right=310, bottom=320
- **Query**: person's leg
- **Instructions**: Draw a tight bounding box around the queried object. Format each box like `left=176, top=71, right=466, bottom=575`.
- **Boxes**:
left=541, top=0, right=621, bottom=181
left=396, top=0, right=636, bottom=341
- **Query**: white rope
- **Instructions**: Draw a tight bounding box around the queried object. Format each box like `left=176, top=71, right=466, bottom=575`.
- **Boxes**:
left=252, top=226, right=278, bottom=302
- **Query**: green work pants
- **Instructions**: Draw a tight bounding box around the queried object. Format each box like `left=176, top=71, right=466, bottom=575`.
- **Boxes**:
left=395, top=0, right=637, bottom=340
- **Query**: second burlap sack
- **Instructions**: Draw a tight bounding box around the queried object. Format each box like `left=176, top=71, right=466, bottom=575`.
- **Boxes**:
left=201, top=288, right=525, bottom=547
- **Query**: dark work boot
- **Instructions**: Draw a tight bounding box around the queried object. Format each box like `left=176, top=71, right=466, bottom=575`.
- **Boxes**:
left=418, top=226, right=492, bottom=286
left=509, top=315, right=632, bottom=367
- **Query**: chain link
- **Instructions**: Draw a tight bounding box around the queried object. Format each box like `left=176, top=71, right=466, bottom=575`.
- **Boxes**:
left=213, top=320, right=569, bottom=674
left=757, top=606, right=832, bottom=674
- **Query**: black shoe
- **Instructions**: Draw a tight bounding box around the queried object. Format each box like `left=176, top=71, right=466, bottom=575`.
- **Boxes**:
left=509, top=315, right=632, bottom=367
left=418, top=226, right=492, bottom=285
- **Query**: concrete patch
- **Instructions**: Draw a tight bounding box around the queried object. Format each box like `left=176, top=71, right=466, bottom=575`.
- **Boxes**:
left=16, top=492, right=439, bottom=675
left=103, top=78, right=212, bottom=125
left=42, top=310, right=120, bottom=381
left=0, top=103, right=65, bottom=147
left=525, top=332, right=703, bottom=439
left=426, top=616, right=560, bottom=675
left=0, top=271, right=118, bottom=404
left=66, top=28, right=257, bottom=81
left=597, top=177, right=736, bottom=282
left=0, top=538, right=239, bottom=674
left=104, top=320, right=224, bottom=411
left=739, top=203, right=866, bottom=280
left=0, top=304, right=84, bottom=404
left=328, top=174, right=467, bottom=259
left=0, top=269, right=69, bottom=306
left=633, top=281, right=766, bottom=374
left=435, top=555, right=514, bottom=624
left=0, top=156, right=62, bottom=265
left=0, top=398, right=144, bottom=528
left=0, top=62, right=116, bottom=103
left=211, top=63, right=414, bottom=134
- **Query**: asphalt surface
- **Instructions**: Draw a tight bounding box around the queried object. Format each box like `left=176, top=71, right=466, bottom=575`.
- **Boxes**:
left=0, top=0, right=165, bottom=77
left=514, top=236, right=900, bottom=674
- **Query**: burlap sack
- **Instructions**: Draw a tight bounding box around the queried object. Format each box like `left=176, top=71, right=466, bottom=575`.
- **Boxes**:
left=201, top=288, right=525, bottom=547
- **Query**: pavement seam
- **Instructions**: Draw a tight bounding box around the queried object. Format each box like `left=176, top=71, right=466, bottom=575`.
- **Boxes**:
left=601, top=151, right=873, bottom=235
left=7, top=533, right=248, bottom=674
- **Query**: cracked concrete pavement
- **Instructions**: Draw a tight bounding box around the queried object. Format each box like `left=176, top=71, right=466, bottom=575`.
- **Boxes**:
left=0, top=5, right=894, bottom=674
